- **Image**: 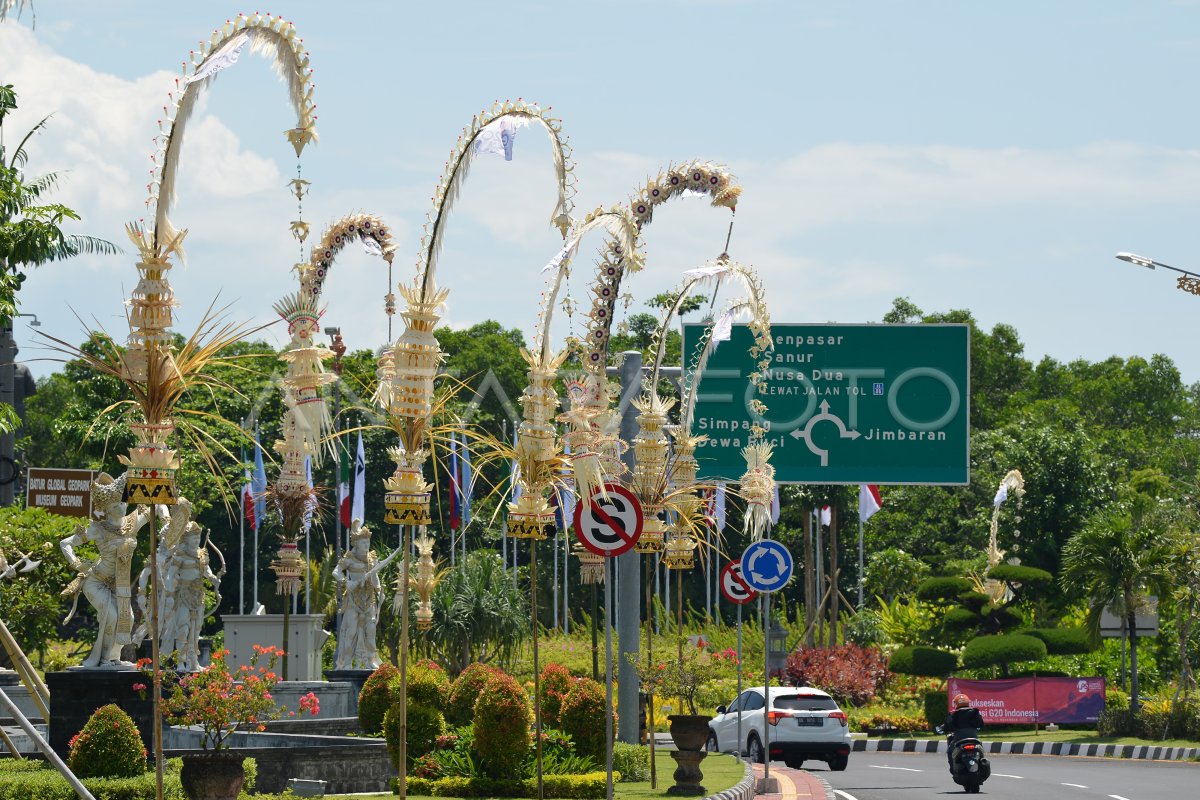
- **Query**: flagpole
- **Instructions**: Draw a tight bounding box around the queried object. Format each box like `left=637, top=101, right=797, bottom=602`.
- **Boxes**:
left=857, top=514, right=865, bottom=610
left=253, top=424, right=260, bottom=612
left=239, top=438, right=246, bottom=616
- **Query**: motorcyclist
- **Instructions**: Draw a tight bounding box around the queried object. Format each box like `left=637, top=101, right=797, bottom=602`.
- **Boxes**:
left=942, top=693, right=984, bottom=770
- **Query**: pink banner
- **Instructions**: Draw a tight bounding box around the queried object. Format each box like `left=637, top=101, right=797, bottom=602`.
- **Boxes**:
left=947, top=677, right=1106, bottom=725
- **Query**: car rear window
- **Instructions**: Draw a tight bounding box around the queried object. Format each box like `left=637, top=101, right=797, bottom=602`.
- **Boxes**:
left=775, top=695, right=838, bottom=711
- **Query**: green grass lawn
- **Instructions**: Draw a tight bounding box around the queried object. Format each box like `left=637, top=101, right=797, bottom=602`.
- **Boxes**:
left=323, top=751, right=747, bottom=799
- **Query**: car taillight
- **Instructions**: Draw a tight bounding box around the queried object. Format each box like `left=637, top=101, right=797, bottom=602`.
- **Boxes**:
left=766, top=711, right=786, bottom=726
left=829, top=711, right=848, bottom=727
left=962, top=743, right=977, bottom=750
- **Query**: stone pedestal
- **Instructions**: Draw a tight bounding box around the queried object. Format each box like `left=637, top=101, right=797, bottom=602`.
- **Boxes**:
left=667, top=750, right=707, bottom=796
left=324, top=668, right=373, bottom=711
left=222, top=614, right=329, bottom=682
left=47, top=668, right=153, bottom=760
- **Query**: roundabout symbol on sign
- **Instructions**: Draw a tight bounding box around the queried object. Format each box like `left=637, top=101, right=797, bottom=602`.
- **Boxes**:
left=573, top=483, right=644, bottom=558
left=720, top=562, right=758, bottom=605
left=739, top=540, right=793, bottom=594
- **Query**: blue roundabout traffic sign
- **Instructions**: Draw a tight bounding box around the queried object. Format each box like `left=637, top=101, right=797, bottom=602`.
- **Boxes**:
left=739, top=540, right=794, bottom=594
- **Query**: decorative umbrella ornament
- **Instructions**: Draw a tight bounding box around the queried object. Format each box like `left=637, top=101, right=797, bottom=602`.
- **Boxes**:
left=411, top=533, right=440, bottom=631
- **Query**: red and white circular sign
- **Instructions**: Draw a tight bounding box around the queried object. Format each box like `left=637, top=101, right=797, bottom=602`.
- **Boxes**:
left=573, top=483, right=644, bottom=558
left=720, top=561, right=758, bottom=605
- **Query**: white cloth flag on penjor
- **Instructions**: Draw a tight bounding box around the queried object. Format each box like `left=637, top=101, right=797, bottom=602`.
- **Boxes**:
left=474, top=115, right=530, bottom=160
left=185, top=32, right=251, bottom=84
left=711, top=310, right=734, bottom=350
left=543, top=235, right=582, bottom=274
left=361, top=236, right=384, bottom=257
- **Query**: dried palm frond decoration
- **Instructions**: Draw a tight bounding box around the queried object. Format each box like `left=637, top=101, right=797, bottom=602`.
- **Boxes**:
left=148, top=12, right=317, bottom=256
left=304, top=213, right=397, bottom=299
left=274, top=291, right=335, bottom=463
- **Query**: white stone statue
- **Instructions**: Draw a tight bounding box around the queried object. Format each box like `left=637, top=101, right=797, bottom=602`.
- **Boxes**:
left=332, top=519, right=399, bottom=670
left=134, top=497, right=224, bottom=671
left=60, top=473, right=164, bottom=668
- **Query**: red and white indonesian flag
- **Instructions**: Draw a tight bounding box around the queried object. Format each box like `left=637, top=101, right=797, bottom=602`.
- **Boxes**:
left=859, top=484, right=882, bottom=521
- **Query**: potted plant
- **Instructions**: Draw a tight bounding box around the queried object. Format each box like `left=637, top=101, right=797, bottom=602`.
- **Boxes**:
left=160, top=644, right=319, bottom=800
left=653, top=643, right=720, bottom=795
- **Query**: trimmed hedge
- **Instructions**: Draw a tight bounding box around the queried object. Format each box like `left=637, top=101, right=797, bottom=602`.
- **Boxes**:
left=358, top=662, right=400, bottom=734
left=916, top=577, right=973, bottom=603
left=1023, top=627, right=1094, bottom=655
left=961, top=634, right=1047, bottom=669
left=0, top=759, right=185, bottom=800
left=889, top=645, right=957, bottom=677
left=943, top=607, right=981, bottom=629
left=983, top=604, right=1026, bottom=629
left=924, top=689, right=949, bottom=730
left=611, top=742, right=650, bottom=782
left=402, top=771, right=616, bottom=798
left=956, top=591, right=990, bottom=612
left=987, top=563, right=1053, bottom=585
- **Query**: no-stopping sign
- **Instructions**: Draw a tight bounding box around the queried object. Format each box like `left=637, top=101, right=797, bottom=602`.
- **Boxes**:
left=720, top=562, right=758, bottom=605
left=573, top=483, right=644, bottom=558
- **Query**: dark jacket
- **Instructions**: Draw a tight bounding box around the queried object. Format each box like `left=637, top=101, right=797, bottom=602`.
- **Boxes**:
left=943, top=707, right=985, bottom=738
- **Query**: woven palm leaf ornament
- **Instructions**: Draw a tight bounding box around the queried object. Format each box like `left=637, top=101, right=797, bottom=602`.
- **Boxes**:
left=119, top=11, right=318, bottom=505
left=382, top=100, right=576, bottom=530
left=571, top=162, right=741, bottom=507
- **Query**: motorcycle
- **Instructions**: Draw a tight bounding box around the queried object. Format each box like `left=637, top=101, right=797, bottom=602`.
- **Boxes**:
left=936, top=725, right=991, bottom=794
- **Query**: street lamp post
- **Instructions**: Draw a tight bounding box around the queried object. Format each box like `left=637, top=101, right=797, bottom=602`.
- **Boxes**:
left=1116, top=252, right=1200, bottom=294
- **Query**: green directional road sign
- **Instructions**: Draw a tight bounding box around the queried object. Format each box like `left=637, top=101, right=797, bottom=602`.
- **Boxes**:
left=682, top=323, right=970, bottom=485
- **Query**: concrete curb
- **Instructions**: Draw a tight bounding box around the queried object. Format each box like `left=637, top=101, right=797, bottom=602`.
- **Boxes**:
left=853, top=738, right=1200, bottom=761
left=809, top=772, right=837, bottom=800
left=706, top=760, right=755, bottom=800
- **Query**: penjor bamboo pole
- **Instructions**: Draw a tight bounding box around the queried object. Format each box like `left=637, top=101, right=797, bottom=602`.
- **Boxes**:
left=531, top=539, right=544, bottom=800
left=149, top=510, right=164, bottom=800
left=644, top=556, right=656, bottom=788
left=398, top=523, right=412, bottom=800
left=0, top=618, right=49, bottom=720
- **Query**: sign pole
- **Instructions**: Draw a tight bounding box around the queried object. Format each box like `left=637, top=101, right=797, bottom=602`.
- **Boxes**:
left=761, top=590, right=772, bottom=791
left=736, top=602, right=743, bottom=763
left=604, top=556, right=614, bottom=800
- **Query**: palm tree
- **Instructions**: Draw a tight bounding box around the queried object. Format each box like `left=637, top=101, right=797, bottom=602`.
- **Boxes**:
left=1061, top=494, right=1176, bottom=712
left=1, top=83, right=121, bottom=317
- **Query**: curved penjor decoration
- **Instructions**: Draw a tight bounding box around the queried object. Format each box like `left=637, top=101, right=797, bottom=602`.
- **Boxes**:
left=567, top=162, right=741, bottom=502
left=148, top=11, right=317, bottom=253
left=303, top=213, right=397, bottom=299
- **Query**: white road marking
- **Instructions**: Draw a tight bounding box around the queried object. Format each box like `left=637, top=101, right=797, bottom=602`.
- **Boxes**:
left=868, top=764, right=924, bottom=772
left=1063, top=783, right=1089, bottom=789
left=993, top=773, right=1025, bottom=778
left=1109, top=796, right=1132, bottom=800
left=833, top=791, right=861, bottom=800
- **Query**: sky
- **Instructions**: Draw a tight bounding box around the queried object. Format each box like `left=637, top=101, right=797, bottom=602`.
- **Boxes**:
left=5, top=1, right=1200, bottom=386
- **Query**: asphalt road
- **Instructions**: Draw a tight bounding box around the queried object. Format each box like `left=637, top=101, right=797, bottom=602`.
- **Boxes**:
left=802, top=749, right=1200, bottom=800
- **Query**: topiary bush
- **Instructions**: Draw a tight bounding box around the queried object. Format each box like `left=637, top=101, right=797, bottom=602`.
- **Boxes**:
left=1023, top=627, right=1094, bottom=655
left=889, top=645, right=957, bottom=677
left=961, top=634, right=1047, bottom=670
left=358, top=662, right=400, bottom=734
left=383, top=702, right=447, bottom=769
left=987, top=563, right=1053, bottom=585
left=67, top=704, right=147, bottom=779
left=559, top=677, right=610, bottom=762
left=472, top=670, right=533, bottom=778
left=924, top=689, right=949, bottom=730
left=540, top=663, right=574, bottom=727
left=447, top=662, right=497, bottom=726
left=916, top=577, right=973, bottom=604
left=403, top=660, right=452, bottom=712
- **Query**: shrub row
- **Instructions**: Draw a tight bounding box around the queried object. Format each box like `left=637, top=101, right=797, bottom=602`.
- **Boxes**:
left=401, top=770, right=617, bottom=798
left=854, top=711, right=929, bottom=734
left=0, top=762, right=184, bottom=800
left=1098, top=697, right=1200, bottom=740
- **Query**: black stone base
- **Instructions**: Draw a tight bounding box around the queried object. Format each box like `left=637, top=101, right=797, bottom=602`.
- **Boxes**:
left=47, top=668, right=154, bottom=760
left=0, top=669, right=20, bottom=686
left=324, top=668, right=373, bottom=701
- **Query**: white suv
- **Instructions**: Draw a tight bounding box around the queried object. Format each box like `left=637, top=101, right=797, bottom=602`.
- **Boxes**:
left=706, top=686, right=851, bottom=771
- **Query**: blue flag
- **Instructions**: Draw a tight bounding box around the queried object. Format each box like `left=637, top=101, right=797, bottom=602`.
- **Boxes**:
left=251, top=442, right=267, bottom=530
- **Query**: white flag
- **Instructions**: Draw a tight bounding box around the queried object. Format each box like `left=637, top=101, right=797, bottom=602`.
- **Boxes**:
left=682, top=263, right=729, bottom=284
left=361, top=236, right=384, bottom=257
left=819, top=505, right=831, bottom=527
left=351, top=432, right=366, bottom=524
left=770, top=485, right=780, bottom=525
left=543, top=235, right=581, bottom=273
left=711, top=311, right=734, bottom=350
left=185, top=33, right=250, bottom=85
left=475, top=115, right=529, bottom=160
left=714, top=482, right=727, bottom=532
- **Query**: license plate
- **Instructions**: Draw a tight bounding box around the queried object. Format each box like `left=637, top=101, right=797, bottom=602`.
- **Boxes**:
left=795, top=717, right=823, bottom=727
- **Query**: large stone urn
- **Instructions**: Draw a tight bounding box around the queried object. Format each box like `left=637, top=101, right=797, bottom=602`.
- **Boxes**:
left=180, top=751, right=246, bottom=800
left=667, top=714, right=712, bottom=796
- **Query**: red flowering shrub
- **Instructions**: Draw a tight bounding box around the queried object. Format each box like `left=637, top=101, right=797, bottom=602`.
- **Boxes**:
left=403, top=660, right=452, bottom=711
left=446, top=662, right=497, bottom=726
left=558, top=678, right=612, bottom=761
left=67, top=704, right=146, bottom=778
left=539, top=662, right=574, bottom=727
left=472, top=671, right=532, bottom=778
left=384, top=702, right=446, bottom=768
left=358, top=662, right=399, bottom=734
left=782, top=643, right=891, bottom=707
